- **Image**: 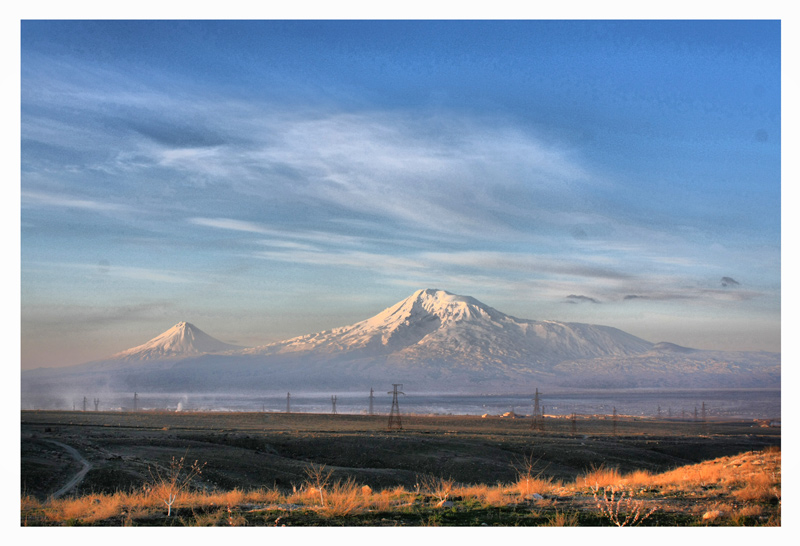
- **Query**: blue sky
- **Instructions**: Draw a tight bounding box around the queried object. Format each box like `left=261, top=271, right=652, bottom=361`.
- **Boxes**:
left=20, top=19, right=781, bottom=369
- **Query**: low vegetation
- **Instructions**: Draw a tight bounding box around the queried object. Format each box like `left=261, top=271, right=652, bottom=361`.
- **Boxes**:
left=21, top=447, right=780, bottom=526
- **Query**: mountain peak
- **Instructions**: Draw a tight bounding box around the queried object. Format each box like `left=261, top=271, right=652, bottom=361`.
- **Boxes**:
left=244, top=288, right=653, bottom=364
left=393, top=288, right=502, bottom=322
left=110, top=321, right=242, bottom=361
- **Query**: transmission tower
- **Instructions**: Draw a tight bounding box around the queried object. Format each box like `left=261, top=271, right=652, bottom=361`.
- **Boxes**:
left=657, top=405, right=662, bottom=417
left=612, top=406, right=618, bottom=436
left=369, top=387, right=374, bottom=416
left=571, top=412, right=577, bottom=435
left=286, top=392, right=291, bottom=413
left=94, top=398, right=100, bottom=411
left=694, top=406, right=698, bottom=421
left=83, top=396, right=87, bottom=412
left=701, top=401, right=707, bottom=421
left=530, top=388, right=543, bottom=431
left=331, top=395, right=337, bottom=414
left=133, top=392, right=138, bottom=412
left=387, top=384, right=404, bottom=430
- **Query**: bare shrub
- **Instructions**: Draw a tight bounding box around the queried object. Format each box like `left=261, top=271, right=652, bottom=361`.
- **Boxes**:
left=303, top=463, right=334, bottom=506
left=419, top=474, right=455, bottom=505
left=591, top=485, right=656, bottom=527
left=513, top=455, right=555, bottom=498
left=148, top=455, right=206, bottom=516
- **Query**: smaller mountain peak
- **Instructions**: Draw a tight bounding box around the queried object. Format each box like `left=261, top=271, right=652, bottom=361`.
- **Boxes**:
left=172, top=321, right=194, bottom=329
left=109, top=321, right=242, bottom=361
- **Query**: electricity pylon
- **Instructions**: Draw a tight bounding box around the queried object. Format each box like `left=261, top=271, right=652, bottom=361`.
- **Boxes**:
left=612, top=406, right=618, bottom=436
left=388, top=384, right=404, bottom=430
left=530, top=388, right=543, bottom=431
left=369, top=387, right=374, bottom=416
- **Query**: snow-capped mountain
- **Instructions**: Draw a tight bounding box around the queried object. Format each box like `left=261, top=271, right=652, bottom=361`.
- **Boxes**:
left=20, top=289, right=780, bottom=398
left=242, top=288, right=654, bottom=366
left=109, top=321, right=242, bottom=362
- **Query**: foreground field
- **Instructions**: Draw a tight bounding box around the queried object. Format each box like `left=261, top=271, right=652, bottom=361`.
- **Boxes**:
left=20, top=410, right=780, bottom=526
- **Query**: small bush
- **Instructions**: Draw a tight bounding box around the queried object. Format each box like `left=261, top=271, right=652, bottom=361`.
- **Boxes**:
left=591, top=485, right=656, bottom=527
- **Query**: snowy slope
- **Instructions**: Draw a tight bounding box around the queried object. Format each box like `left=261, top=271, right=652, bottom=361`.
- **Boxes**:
left=241, top=288, right=653, bottom=366
left=109, top=322, right=242, bottom=362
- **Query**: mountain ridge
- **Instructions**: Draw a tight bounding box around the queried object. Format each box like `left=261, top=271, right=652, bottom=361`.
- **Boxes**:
left=239, top=288, right=654, bottom=365
left=20, top=289, right=780, bottom=397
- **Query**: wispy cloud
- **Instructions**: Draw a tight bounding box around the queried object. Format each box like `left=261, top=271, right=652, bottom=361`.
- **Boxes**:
left=188, top=217, right=274, bottom=235
left=25, top=261, right=196, bottom=284
left=22, top=191, right=133, bottom=213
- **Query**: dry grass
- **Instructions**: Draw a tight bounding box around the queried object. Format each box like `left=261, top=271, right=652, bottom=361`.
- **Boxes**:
left=21, top=447, right=781, bottom=526
left=578, top=464, right=622, bottom=489
left=480, top=487, right=517, bottom=507
left=736, top=504, right=764, bottom=518
left=38, top=492, right=131, bottom=524
left=621, top=469, right=653, bottom=487
left=543, top=510, right=579, bottom=526
left=318, top=478, right=367, bottom=517
left=731, top=471, right=780, bottom=503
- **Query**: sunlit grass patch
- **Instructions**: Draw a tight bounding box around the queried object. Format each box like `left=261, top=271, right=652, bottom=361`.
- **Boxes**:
left=731, top=471, right=780, bottom=503
left=577, top=464, right=622, bottom=489
left=542, top=510, right=579, bottom=526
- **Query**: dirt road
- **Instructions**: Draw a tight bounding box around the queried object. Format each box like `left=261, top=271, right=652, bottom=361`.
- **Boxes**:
left=41, top=439, right=93, bottom=499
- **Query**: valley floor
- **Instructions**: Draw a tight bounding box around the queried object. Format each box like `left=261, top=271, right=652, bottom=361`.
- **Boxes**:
left=20, top=410, right=781, bottom=526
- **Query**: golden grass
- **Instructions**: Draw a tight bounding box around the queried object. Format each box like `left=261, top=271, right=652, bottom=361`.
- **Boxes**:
left=21, top=447, right=781, bottom=526
left=514, top=475, right=555, bottom=497
left=542, top=510, right=579, bottom=526
left=318, top=478, right=367, bottom=517
left=480, top=488, right=517, bottom=507
left=578, top=464, right=622, bottom=488
left=731, top=471, right=780, bottom=503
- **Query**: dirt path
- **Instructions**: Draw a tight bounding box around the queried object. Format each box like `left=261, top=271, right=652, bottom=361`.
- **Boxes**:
left=42, top=439, right=93, bottom=499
